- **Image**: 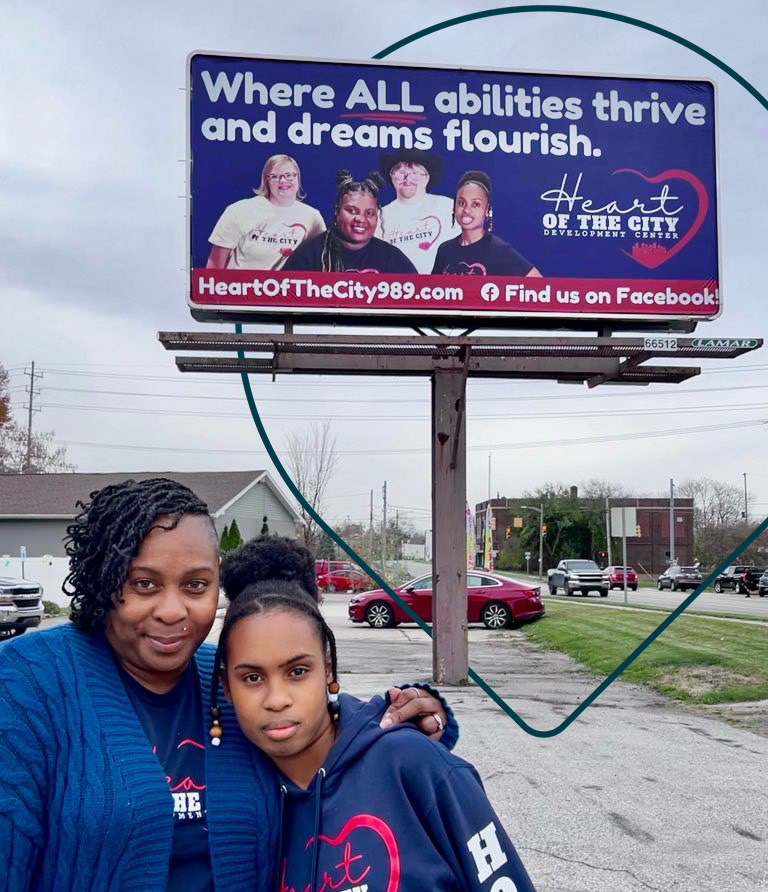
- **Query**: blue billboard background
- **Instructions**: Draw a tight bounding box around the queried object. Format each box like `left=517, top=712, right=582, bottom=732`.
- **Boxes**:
left=189, top=54, right=717, bottom=283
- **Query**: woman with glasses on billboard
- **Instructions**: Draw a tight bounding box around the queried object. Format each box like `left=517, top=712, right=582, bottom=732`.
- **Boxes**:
left=377, top=148, right=458, bottom=274
left=432, top=171, right=541, bottom=278
left=206, top=154, right=326, bottom=270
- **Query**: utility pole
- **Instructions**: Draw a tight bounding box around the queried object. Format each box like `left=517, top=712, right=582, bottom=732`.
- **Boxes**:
left=382, top=481, right=388, bottom=579
left=743, top=472, right=749, bottom=523
left=23, top=361, right=43, bottom=473
left=369, top=489, right=374, bottom=558
left=669, top=478, right=676, bottom=566
left=487, top=452, right=491, bottom=501
left=605, top=496, right=612, bottom=566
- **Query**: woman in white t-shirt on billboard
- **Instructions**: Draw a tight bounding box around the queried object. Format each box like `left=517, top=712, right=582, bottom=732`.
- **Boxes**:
left=206, top=154, right=326, bottom=270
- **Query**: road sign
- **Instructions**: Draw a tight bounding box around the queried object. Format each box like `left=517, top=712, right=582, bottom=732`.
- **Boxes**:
left=610, top=507, right=638, bottom=537
left=524, top=551, right=532, bottom=560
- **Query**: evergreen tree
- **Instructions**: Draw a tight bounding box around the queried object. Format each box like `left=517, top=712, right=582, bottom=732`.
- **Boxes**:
left=229, top=518, right=243, bottom=550
left=260, top=515, right=269, bottom=536
left=219, top=523, right=231, bottom=552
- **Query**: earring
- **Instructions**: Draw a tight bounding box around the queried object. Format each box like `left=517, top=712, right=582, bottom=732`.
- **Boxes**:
left=209, top=706, right=222, bottom=746
left=327, top=681, right=340, bottom=720
left=487, top=207, right=494, bottom=232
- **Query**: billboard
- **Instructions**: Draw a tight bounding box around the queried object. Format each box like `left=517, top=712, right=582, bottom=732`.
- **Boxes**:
left=188, top=53, right=719, bottom=327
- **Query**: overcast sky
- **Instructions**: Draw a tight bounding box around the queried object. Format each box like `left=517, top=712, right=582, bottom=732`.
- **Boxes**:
left=3, top=0, right=767, bottom=532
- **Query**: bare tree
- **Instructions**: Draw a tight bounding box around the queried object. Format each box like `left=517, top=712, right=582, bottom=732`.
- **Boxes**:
left=0, top=362, right=75, bottom=473
left=579, top=478, right=633, bottom=499
left=677, top=477, right=747, bottom=535
left=285, top=421, right=337, bottom=553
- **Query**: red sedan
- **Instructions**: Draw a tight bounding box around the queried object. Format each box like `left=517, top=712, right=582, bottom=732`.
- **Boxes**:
left=605, top=566, right=638, bottom=591
left=318, top=569, right=369, bottom=593
left=348, top=571, right=544, bottom=629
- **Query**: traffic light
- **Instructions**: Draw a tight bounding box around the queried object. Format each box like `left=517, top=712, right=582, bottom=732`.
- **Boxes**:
left=635, top=525, right=642, bottom=537
left=505, top=526, right=512, bottom=539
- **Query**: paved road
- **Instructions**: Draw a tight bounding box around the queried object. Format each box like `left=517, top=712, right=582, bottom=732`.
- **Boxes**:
left=324, top=594, right=767, bottom=892
left=494, top=571, right=768, bottom=619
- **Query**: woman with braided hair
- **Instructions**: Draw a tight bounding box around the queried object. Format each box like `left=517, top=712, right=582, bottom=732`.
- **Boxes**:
left=282, top=169, right=417, bottom=273
left=215, top=536, right=537, bottom=892
left=0, top=477, right=454, bottom=892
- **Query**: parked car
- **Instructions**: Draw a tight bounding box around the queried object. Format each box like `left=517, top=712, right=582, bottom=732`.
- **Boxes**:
left=712, top=565, right=763, bottom=595
left=547, top=559, right=609, bottom=597
left=0, top=576, right=44, bottom=639
left=317, top=569, right=369, bottom=593
left=757, top=569, right=768, bottom=597
left=605, top=566, right=638, bottom=591
left=657, top=565, right=702, bottom=592
left=315, top=559, right=355, bottom=576
left=348, top=571, right=544, bottom=629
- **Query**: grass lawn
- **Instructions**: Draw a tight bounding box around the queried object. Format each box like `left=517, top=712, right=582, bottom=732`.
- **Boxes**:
left=522, top=600, right=768, bottom=704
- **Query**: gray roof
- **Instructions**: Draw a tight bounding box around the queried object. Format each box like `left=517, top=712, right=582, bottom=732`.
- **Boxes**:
left=0, top=471, right=269, bottom=516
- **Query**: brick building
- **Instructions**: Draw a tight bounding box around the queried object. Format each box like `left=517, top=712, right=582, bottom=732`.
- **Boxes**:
left=475, top=491, right=694, bottom=576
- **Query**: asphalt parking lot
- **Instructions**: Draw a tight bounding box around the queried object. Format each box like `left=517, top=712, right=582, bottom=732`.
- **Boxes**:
left=321, top=594, right=768, bottom=892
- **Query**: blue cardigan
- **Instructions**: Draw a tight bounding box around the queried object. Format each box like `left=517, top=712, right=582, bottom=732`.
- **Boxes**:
left=0, top=625, right=458, bottom=892
left=0, top=625, right=277, bottom=892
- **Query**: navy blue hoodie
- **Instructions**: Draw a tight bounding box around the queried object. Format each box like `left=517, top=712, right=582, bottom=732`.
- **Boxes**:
left=275, top=694, right=536, bottom=892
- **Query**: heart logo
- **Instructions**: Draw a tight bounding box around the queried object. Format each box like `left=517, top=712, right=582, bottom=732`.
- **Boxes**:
left=612, top=168, right=709, bottom=269
left=454, top=261, right=488, bottom=276
left=282, top=222, right=308, bottom=242
left=286, top=814, right=400, bottom=892
left=413, top=215, right=442, bottom=250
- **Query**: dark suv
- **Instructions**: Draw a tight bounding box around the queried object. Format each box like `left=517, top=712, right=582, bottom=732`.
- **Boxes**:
left=657, top=565, right=702, bottom=592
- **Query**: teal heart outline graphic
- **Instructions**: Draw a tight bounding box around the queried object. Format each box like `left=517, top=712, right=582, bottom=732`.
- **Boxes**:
left=235, top=7, right=767, bottom=736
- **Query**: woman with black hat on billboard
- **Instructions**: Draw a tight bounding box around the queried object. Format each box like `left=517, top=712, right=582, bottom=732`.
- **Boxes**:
left=432, top=171, right=541, bottom=277
left=377, top=148, right=458, bottom=274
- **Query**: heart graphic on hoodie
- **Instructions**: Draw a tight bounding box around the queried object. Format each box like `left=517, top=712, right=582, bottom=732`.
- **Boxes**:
left=305, top=814, right=401, bottom=892
left=612, top=168, right=709, bottom=269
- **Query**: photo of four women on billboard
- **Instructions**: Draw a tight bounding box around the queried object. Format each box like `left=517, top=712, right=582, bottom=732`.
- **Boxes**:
left=206, top=148, right=542, bottom=278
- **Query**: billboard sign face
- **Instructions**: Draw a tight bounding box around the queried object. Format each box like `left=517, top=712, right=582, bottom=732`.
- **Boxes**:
left=188, top=53, right=719, bottom=326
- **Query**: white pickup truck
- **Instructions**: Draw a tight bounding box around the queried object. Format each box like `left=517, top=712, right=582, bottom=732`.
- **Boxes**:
left=0, top=576, right=44, bottom=639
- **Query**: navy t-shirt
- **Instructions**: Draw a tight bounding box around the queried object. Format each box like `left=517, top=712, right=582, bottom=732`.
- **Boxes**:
left=119, top=662, right=213, bottom=892
left=432, top=232, right=534, bottom=276
left=283, top=233, right=417, bottom=273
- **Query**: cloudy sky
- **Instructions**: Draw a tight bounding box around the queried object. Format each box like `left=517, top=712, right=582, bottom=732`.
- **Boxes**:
left=3, top=0, right=767, bottom=532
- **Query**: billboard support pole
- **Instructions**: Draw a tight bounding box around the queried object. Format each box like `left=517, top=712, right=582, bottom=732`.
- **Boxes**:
left=432, top=366, right=468, bottom=685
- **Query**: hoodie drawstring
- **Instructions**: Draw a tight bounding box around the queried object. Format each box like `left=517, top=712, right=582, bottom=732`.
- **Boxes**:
left=309, top=767, right=326, bottom=892
left=275, top=784, right=287, bottom=892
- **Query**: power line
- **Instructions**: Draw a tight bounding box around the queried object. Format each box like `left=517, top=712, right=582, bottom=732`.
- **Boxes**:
left=36, top=400, right=768, bottom=422
left=60, top=417, right=768, bottom=458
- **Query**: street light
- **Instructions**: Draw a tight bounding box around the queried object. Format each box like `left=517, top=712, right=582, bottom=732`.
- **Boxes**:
left=521, top=504, right=545, bottom=580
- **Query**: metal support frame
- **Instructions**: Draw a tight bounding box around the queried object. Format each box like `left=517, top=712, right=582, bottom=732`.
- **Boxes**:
left=159, top=329, right=762, bottom=684
left=432, top=367, right=469, bottom=684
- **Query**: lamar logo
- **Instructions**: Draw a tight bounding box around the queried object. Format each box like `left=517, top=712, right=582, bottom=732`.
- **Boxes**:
left=691, top=338, right=758, bottom=349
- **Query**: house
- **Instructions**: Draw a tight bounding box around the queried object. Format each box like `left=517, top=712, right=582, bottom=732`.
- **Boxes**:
left=0, top=470, right=302, bottom=557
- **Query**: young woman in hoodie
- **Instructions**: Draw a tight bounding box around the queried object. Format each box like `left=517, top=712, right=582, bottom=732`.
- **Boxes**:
left=214, top=536, right=538, bottom=892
